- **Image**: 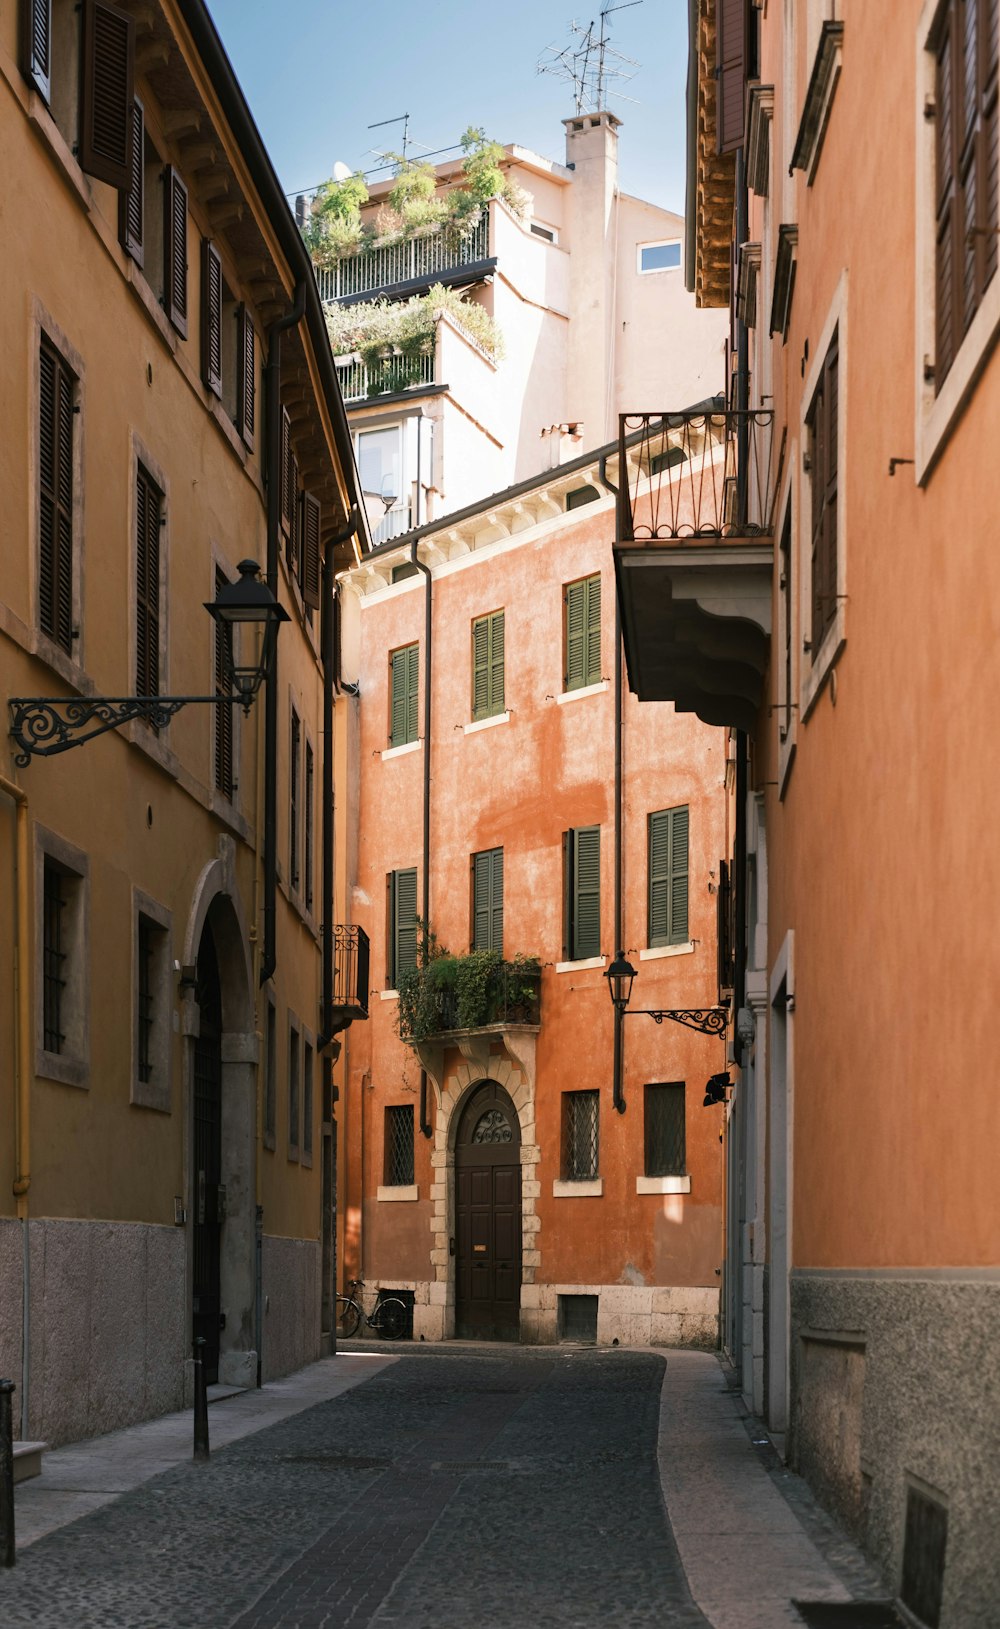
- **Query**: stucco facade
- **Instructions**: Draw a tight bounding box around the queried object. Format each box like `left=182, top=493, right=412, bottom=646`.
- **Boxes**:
left=0, top=0, right=365, bottom=1446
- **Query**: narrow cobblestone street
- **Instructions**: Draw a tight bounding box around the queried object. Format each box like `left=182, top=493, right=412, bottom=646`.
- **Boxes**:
left=3, top=1347, right=884, bottom=1629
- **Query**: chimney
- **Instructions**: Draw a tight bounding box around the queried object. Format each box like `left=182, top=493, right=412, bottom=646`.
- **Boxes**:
left=563, top=111, right=622, bottom=446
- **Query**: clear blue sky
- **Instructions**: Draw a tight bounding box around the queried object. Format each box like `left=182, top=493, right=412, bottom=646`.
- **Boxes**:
left=205, top=0, right=690, bottom=214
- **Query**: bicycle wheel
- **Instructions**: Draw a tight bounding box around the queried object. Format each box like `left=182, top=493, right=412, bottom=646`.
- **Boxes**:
left=372, top=1296, right=408, bottom=1340
left=335, top=1295, right=361, bottom=1339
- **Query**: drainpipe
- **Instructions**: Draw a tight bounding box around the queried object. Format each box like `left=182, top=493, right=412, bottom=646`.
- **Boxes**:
left=411, top=541, right=433, bottom=1138
left=1, top=773, right=32, bottom=1437
left=319, top=507, right=360, bottom=1053
left=261, top=281, right=307, bottom=988
left=598, top=456, right=626, bottom=1114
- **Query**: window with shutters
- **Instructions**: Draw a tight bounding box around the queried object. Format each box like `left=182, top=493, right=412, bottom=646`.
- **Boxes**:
left=288, top=1018, right=300, bottom=1158
left=38, top=337, right=77, bottom=656
left=135, top=463, right=163, bottom=724
left=563, top=826, right=601, bottom=962
left=213, top=566, right=234, bottom=801
left=303, top=1039, right=314, bottom=1162
left=644, top=1083, right=686, bottom=1177
left=471, top=610, right=505, bottom=720
left=237, top=305, right=256, bottom=450
left=304, top=741, right=315, bottom=913
left=132, top=891, right=171, bottom=1112
left=716, top=0, right=755, bottom=156
left=563, top=574, right=602, bottom=692
left=933, top=0, right=999, bottom=389
left=22, top=0, right=134, bottom=184
left=264, top=996, right=277, bottom=1150
left=805, top=329, right=839, bottom=655
left=472, top=848, right=504, bottom=953
left=562, top=1090, right=600, bottom=1181
left=140, top=126, right=166, bottom=303
left=36, top=826, right=89, bottom=1090
left=119, top=96, right=144, bottom=264
left=289, top=707, right=301, bottom=893
left=389, top=643, right=419, bottom=747
left=387, top=867, right=418, bottom=988
left=384, top=1105, right=415, bottom=1186
left=648, top=806, right=690, bottom=948
left=163, top=165, right=188, bottom=337
left=300, top=492, right=321, bottom=611
left=201, top=239, right=223, bottom=398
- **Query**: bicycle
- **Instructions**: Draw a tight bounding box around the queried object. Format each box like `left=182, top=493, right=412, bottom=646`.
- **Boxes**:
left=335, top=1278, right=408, bottom=1340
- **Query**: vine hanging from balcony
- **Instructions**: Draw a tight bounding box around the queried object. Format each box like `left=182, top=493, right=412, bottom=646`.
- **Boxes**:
left=396, top=933, right=541, bottom=1041
left=325, top=284, right=504, bottom=382
left=301, top=128, right=526, bottom=269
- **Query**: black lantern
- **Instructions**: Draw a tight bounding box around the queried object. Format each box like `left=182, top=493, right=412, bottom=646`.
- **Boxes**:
left=605, top=950, right=637, bottom=1015
left=206, top=559, right=289, bottom=712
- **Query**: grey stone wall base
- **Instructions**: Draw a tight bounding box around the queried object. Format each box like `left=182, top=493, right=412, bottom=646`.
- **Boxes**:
left=260, top=1236, right=321, bottom=1382
left=790, top=1273, right=1000, bottom=1626
left=219, top=1348, right=258, bottom=1388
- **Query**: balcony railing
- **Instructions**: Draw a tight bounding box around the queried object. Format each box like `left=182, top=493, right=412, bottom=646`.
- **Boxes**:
left=371, top=507, right=413, bottom=547
left=333, top=925, right=369, bottom=1019
left=618, top=410, right=777, bottom=542
left=314, top=207, right=491, bottom=302
left=398, top=957, right=541, bottom=1043
left=335, top=351, right=436, bottom=404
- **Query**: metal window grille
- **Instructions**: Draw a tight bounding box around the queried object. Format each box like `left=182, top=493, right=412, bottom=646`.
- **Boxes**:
left=644, top=1082, right=686, bottom=1176
left=385, top=1105, right=414, bottom=1187
left=43, top=861, right=67, bottom=1053
left=137, top=915, right=154, bottom=1084
left=562, top=1091, right=599, bottom=1181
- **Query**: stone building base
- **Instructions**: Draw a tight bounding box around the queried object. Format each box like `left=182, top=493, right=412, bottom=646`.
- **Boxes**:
left=260, top=1235, right=321, bottom=1381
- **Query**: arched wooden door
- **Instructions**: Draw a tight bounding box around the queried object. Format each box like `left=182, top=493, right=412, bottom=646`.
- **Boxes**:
left=455, top=1081, right=521, bottom=1342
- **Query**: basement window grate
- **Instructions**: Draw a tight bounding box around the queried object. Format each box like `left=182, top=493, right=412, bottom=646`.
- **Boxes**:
left=558, top=1293, right=598, bottom=1343
left=901, top=1484, right=948, bottom=1629
left=792, top=1607, right=907, bottom=1628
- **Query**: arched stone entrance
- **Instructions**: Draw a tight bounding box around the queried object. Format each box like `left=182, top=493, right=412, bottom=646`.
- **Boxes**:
left=454, top=1081, right=521, bottom=1341
left=182, top=844, right=257, bottom=1388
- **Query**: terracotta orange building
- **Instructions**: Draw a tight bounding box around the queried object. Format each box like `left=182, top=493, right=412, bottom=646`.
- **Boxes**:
left=336, top=440, right=730, bottom=1346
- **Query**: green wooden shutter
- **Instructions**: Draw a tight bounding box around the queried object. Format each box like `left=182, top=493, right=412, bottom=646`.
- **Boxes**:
left=650, top=806, right=689, bottom=945
left=490, top=610, right=505, bottom=714
left=573, top=826, right=601, bottom=960
left=390, top=648, right=407, bottom=745
left=565, top=579, right=587, bottom=690
left=406, top=643, right=419, bottom=744
left=491, top=846, right=504, bottom=953
left=472, top=848, right=504, bottom=952
left=585, top=574, right=602, bottom=685
left=668, top=805, right=689, bottom=943
left=472, top=616, right=490, bottom=719
left=393, top=868, right=418, bottom=983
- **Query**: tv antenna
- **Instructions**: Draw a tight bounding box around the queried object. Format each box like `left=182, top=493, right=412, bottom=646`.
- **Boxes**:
left=367, top=112, right=411, bottom=164
left=537, top=2, right=643, bottom=115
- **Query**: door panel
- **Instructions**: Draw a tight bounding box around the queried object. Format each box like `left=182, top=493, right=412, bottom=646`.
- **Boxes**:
left=455, top=1083, right=522, bottom=1341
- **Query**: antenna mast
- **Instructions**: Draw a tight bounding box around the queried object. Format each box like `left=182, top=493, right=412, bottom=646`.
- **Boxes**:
left=537, top=1, right=643, bottom=115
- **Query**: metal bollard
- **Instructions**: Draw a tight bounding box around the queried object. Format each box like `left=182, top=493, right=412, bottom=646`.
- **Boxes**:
left=192, top=1338, right=210, bottom=1463
left=0, top=1379, right=15, bottom=1567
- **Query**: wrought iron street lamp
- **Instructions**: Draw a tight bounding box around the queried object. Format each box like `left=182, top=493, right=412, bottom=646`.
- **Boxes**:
left=9, top=559, right=287, bottom=764
left=604, top=949, right=728, bottom=1037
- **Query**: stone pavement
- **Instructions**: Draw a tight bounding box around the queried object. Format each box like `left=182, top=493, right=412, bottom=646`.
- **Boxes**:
left=4, top=1344, right=887, bottom=1628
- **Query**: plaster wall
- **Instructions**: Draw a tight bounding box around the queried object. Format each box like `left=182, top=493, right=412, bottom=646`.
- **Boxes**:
left=615, top=197, right=727, bottom=409
left=260, top=1234, right=322, bottom=1382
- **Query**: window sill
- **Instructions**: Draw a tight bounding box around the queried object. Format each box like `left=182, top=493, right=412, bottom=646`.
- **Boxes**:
left=37, top=1051, right=88, bottom=1090
left=639, top=942, right=694, bottom=961
left=636, top=1174, right=690, bottom=1195
left=382, top=739, right=421, bottom=761
left=557, top=680, right=609, bottom=706
left=555, top=956, right=606, bottom=974
left=377, top=1184, right=419, bottom=1202
left=464, top=710, right=510, bottom=735
left=29, top=631, right=95, bottom=696
left=917, top=271, right=1000, bottom=484
left=263, top=1131, right=276, bottom=1153
left=123, top=719, right=181, bottom=779
left=380, top=989, right=399, bottom=1002
left=800, top=612, right=846, bottom=722
left=552, top=1178, right=603, bottom=1198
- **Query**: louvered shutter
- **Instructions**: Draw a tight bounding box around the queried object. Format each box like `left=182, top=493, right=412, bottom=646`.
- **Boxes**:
left=390, top=646, right=418, bottom=746
left=936, top=17, right=957, bottom=382
left=201, top=240, right=222, bottom=396
left=163, top=166, right=188, bottom=336
left=280, top=407, right=292, bottom=540
left=491, top=846, right=504, bottom=954
left=648, top=811, right=670, bottom=945
left=237, top=307, right=255, bottom=449
left=585, top=574, right=601, bottom=685
left=79, top=0, right=134, bottom=189
left=38, top=342, right=74, bottom=653
left=716, top=0, right=747, bottom=155
left=668, top=806, right=689, bottom=943
left=472, top=616, right=490, bottom=719
left=21, top=0, right=51, bottom=101
left=573, top=826, right=601, bottom=960
left=490, top=611, right=505, bottom=714
left=301, top=492, right=321, bottom=610
left=393, top=868, right=418, bottom=983
left=118, top=96, right=144, bottom=264
left=135, top=465, right=160, bottom=704
left=406, top=642, right=419, bottom=743
left=473, top=850, right=492, bottom=950
left=565, top=579, right=587, bottom=689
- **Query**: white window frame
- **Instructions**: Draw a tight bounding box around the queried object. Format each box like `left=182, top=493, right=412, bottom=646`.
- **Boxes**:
left=636, top=239, right=682, bottom=275
left=799, top=271, right=848, bottom=721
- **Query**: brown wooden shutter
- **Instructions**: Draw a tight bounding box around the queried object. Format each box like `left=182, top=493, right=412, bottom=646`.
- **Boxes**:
left=301, top=492, right=321, bottom=609
left=163, top=166, right=188, bottom=337
left=213, top=565, right=234, bottom=798
left=118, top=96, right=144, bottom=264
left=135, top=464, right=161, bottom=707
left=716, top=0, right=748, bottom=155
left=280, top=407, right=292, bottom=536
left=38, top=340, right=74, bottom=653
left=79, top=0, right=134, bottom=189
left=237, top=306, right=255, bottom=449
left=201, top=239, right=223, bottom=397
left=21, top=0, right=52, bottom=102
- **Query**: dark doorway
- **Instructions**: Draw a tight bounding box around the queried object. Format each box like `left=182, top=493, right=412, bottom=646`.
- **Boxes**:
left=455, top=1081, right=521, bottom=1341
left=192, top=925, right=223, bottom=1383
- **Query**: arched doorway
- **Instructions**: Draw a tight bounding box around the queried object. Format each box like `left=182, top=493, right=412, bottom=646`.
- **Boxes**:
left=454, top=1081, right=521, bottom=1341
left=193, top=923, right=223, bottom=1383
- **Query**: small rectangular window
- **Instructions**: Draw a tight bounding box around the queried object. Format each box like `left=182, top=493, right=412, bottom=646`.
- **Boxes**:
left=43, top=860, right=69, bottom=1055
left=562, top=1090, right=599, bottom=1180
left=472, top=847, right=504, bottom=953
left=564, top=573, right=602, bottom=691
left=135, top=463, right=162, bottom=718
left=530, top=221, right=556, bottom=242
left=264, top=998, right=277, bottom=1148
left=638, top=240, right=682, bottom=273
left=38, top=337, right=76, bottom=654
left=644, top=1082, right=686, bottom=1176
left=137, top=916, right=154, bottom=1082
left=565, top=485, right=599, bottom=512
left=384, top=1104, right=415, bottom=1186
left=288, top=1020, right=300, bottom=1156
left=388, top=866, right=418, bottom=988
left=563, top=826, right=601, bottom=961
left=390, top=642, right=419, bottom=746
left=303, top=1041, right=314, bottom=1160
left=471, top=610, right=504, bottom=721
left=37, top=830, right=89, bottom=1089
left=648, top=805, right=689, bottom=947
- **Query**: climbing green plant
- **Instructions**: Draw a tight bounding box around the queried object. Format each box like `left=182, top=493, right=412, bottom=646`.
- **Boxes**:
left=325, top=284, right=504, bottom=366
